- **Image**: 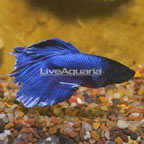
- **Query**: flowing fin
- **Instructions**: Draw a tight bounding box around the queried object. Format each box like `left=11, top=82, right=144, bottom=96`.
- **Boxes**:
left=10, top=38, right=81, bottom=108
left=10, top=38, right=79, bottom=72
left=27, top=38, right=80, bottom=53
left=16, top=74, right=82, bottom=108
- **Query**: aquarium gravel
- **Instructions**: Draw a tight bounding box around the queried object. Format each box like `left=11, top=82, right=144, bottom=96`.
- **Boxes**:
left=0, top=66, right=144, bottom=144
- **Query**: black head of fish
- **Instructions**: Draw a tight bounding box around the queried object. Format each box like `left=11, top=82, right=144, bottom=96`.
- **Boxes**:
left=102, top=59, right=135, bottom=85
left=108, top=60, right=135, bottom=84
left=91, top=57, right=135, bottom=88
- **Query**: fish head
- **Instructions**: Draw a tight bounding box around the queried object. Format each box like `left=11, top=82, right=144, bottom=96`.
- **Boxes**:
left=106, top=60, right=135, bottom=84
left=92, top=57, right=135, bottom=88
left=102, top=59, right=135, bottom=85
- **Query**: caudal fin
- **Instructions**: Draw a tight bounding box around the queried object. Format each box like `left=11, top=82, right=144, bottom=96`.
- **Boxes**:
left=10, top=38, right=81, bottom=108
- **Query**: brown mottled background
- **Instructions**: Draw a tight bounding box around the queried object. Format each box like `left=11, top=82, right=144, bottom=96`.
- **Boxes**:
left=0, top=0, right=144, bottom=75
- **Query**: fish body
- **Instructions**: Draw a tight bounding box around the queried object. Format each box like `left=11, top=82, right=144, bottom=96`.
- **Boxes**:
left=9, top=38, right=135, bottom=108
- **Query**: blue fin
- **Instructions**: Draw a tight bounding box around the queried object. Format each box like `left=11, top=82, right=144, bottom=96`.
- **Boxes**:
left=10, top=38, right=79, bottom=70
left=27, top=38, right=80, bottom=53
left=9, top=38, right=80, bottom=79
left=10, top=38, right=81, bottom=108
left=17, top=76, right=81, bottom=108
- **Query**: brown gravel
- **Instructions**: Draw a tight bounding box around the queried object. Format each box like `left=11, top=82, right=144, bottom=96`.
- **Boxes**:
left=0, top=66, right=144, bottom=143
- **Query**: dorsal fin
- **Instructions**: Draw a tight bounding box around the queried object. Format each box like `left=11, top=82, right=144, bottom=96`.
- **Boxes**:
left=27, top=38, right=80, bottom=53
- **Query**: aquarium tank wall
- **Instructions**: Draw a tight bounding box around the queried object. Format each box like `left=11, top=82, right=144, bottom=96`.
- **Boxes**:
left=0, top=0, right=144, bottom=144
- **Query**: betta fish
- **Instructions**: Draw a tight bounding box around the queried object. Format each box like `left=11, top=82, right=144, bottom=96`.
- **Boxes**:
left=9, top=38, right=135, bottom=108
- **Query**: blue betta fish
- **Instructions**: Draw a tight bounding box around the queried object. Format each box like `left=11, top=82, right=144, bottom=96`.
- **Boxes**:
left=9, top=38, right=135, bottom=108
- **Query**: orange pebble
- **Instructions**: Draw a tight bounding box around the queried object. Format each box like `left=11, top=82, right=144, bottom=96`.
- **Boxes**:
left=115, top=137, right=123, bottom=144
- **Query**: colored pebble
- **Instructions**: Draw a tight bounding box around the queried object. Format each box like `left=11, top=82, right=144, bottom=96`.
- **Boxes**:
left=92, top=122, right=100, bottom=130
left=91, top=131, right=100, bottom=141
left=82, top=122, right=92, bottom=131
left=5, top=122, right=14, bottom=129
left=48, top=126, right=57, bottom=135
left=117, top=120, right=128, bottom=129
left=0, top=67, right=143, bottom=143
left=114, top=137, right=123, bottom=144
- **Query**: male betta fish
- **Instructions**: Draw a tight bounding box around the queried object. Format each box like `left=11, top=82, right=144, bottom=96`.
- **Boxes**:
left=9, top=38, right=135, bottom=108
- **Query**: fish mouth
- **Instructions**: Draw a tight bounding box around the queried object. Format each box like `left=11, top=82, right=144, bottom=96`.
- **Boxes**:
left=116, top=68, right=135, bottom=84
left=125, top=68, right=135, bottom=80
left=129, top=69, right=135, bottom=78
left=126, top=69, right=135, bottom=81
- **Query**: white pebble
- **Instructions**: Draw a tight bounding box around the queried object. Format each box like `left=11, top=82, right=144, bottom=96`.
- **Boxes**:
left=46, top=137, right=52, bottom=142
left=68, top=122, right=74, bottom=127
left=0, top=133, right=7, bottom=141
left=137, top=136, right=141, bottom=142
left=113, top=93, right=121, bottom=99
left=77, top=98, right=82, bottom=104
left=105, top=130, right=110, bottom=140
left=71, top=102, right=77, bottom=107
left=82, top=122, right=92, bottom=131
left=0, top=114, right=6, bottom=119
left=4, top=92, right=9, bottom=96
left=84, top=131, right=91, bottom=140
left=17, top=133, right=23, bottom=138
left=4, top=130, right=11, bottom=135
left=117, top=119, right=128, bottom=129
left=130, top=113, right=140, bottom=117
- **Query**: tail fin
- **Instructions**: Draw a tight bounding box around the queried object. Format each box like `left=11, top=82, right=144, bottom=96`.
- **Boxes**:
left=10, top=38, right=81, bottom=108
